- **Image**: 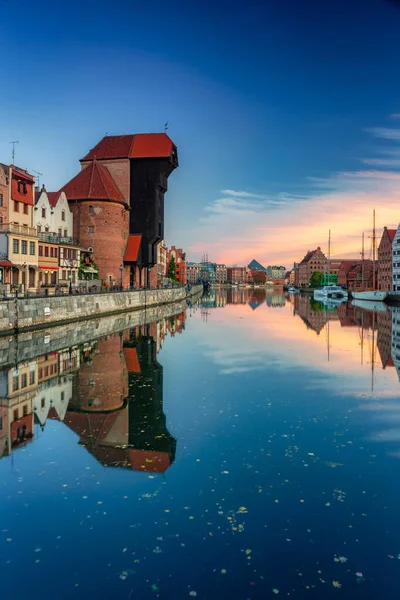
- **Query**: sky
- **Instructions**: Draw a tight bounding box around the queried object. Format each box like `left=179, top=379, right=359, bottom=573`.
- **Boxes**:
left=2, top=0, right=400, bottom=268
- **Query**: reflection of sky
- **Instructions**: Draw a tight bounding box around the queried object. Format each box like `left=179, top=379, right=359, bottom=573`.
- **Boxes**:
left=179, top=299, right=400, bottom=460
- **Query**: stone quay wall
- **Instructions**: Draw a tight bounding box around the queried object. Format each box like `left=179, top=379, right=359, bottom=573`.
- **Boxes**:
left=0, top=294, right=202, bottom=368
left=0, top=285, right=203, bottom=335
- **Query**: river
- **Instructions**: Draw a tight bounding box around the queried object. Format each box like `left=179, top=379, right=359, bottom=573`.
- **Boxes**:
left=1, top=288, right=400, bottom=599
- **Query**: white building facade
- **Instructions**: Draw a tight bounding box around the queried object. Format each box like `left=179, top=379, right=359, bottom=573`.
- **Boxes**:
left=392, top=225, right=400, bottom=292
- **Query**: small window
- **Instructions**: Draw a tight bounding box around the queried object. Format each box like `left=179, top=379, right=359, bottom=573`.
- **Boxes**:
left=42, top=207, right=46, bottom=218
left=12, top=376, right=19, bottom=392
left=61, top=391, right=65, bottom=402
left=29, top=370, right=35, bottom=385
left=0, top=416, right=2, bottom=430
left=29, top=241, right=35, bottom=255
left=54, top=247, right=58, bottom=258
left=61, top=210, right=65, bottom=221
left=0, top=217, right=2, bottom=225
left=62, top=269, right=66, bottom=279
left=23, top=204, right=28, bottom=215
left=89, top=205, right=94, bottom=215
left=39, top=245, right=43, bottom=257
left=17, top=181, right=27, bottom=194
left=21, top=373, right=27, bottom=388
left=13, top=409, right=18, bottom=421
left=21, top=240, right=27, bottom=254
left=41, top=397, right=45, bottom=408
left=45, top=246, right=49, bottom=257
left=88, top=226, right=95, bottom=234
left=23, top=404, right=28, bottom=416
left=12, top=239, right=19, bottom=254
left=64, top=229, right=67, bottom=237
left=50, top=247, right=53, bottom=258
left=14, top=201, right=19, bottom=212
left=45, top=226, right=49, bottom=232
left=0, top=193, right=3, bottom=206
left=58, top=228, right=62, bottom=236
left=37, top=225, right=41, bottom=233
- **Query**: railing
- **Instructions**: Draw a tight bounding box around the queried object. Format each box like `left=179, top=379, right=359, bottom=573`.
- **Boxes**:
left=0, top=223, right=37, bottom=236
left=38, top=233, right=79, bottom=246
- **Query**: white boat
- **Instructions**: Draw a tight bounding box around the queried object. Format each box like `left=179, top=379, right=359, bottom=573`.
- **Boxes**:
left=352, top=298, right=389, bottom=312
left=314, top=285, right=348, bottom=301
left=321, top=296, right=347, bottom=307
left=352, top=290, right=387, bottom=302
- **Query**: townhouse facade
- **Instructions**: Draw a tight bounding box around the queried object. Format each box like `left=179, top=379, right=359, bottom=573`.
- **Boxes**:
left=378, top=226, right=396, bottom=291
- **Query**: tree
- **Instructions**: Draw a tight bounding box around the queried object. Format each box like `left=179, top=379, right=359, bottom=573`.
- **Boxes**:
left=253, top=271, right=266, bottom=284
left=309, top=271, right=324, bottom=288
left=168, top=256, right=177, bottom=281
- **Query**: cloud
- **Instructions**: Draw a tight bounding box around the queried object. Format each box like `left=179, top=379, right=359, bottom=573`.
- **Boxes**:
left=390, top=113, right=400, bottom=119
left=186, top=117, right=400, bottom=266
left=366, top=127, right=400, bottom=140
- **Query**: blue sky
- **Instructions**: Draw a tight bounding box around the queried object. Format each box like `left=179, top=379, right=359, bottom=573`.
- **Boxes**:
left=2, top=0, right=400, bottom=266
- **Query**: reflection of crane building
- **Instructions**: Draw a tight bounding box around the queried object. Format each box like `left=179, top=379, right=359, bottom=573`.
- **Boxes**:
left=63, top=329, right=176, bottom=473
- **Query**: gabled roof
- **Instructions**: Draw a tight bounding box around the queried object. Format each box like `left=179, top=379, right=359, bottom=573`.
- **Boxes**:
left=387, top=229, right=396, bottom=242
left=300, top=247, right=323, bottom=265
left=47, top=191, right=62, bottom=208
left=61, top=162, right=124, bottom=202
left=81, top=133, right=175, bottom=161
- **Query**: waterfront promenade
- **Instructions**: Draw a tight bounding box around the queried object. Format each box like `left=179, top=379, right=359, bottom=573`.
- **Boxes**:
left=0, top=284, right=203, bottom=334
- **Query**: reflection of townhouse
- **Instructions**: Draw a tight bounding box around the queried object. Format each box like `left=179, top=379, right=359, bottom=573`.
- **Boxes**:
left=391, top=308, right=400, bottom=378
left=378, top=310, right=394, bottom=370
left=34, top=375, right=73, bottom=428
left=266, top=289, right=285, bottom=307
left=0, top=360, right=38, bottom=455
left=297, top=295, right=328, bottom=335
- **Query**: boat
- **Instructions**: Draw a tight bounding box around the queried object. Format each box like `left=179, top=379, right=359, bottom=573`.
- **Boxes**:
left=320, top=296, right=347, bottom=307
left=352, top=210, right=387, bottom=302
left=288, top=286, right=299, bottom=294
left=313, top=230, right=348, bottom=301
left=314, top=285, right=348, bottom=301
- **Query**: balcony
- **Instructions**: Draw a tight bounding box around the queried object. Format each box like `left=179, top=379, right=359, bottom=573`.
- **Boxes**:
left=0, top=223, right=37, bottom=237
left=38, top=233, right=79, bottom=246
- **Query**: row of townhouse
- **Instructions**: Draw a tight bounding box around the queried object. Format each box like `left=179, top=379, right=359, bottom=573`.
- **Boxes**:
left=0, top=164, right=81, bottom=294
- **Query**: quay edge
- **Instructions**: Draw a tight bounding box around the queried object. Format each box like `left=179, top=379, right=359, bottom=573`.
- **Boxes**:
left=0, top=285, right=203, bottom=335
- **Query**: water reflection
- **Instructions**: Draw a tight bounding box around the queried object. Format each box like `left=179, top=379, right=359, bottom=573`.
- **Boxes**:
left=0, top=310, right=186, bottom=471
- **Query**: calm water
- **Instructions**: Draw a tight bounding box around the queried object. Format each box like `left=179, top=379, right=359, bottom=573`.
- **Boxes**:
left=2, top=288, right=400, bottom=599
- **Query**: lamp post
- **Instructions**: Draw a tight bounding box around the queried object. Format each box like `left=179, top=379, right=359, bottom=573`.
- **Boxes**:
left=68, top=259, right=73, bottom=295
left=119, top=264, right=124, bottom=291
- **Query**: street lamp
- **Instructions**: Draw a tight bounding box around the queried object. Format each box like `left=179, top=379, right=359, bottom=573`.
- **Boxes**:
left=68, top=259, right=73, bottom=295
left=119, top=264, right=124, bottom=291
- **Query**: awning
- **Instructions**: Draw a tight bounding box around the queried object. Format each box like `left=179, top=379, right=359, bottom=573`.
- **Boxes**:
left=123, top=234, right=142, bottom=263
left=0, top=260, right=12, bottom=267
left=39, top=265, right=59, bottom=270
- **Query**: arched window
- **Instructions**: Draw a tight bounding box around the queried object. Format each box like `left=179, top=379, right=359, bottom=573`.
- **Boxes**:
left=89, top=205, right=94, bottom=215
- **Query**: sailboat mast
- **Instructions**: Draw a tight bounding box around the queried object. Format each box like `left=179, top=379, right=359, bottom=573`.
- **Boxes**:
left=361, top=232, right=365, bottom=291
left=371, top=310, right=375, bottom=393
left=328, top=229, right=331, bottom=282
left=372, top=208, right=376, bottom=291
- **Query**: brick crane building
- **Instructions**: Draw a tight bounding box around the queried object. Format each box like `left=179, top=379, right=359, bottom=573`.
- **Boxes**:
left=61, top=133, right=178, bottom=288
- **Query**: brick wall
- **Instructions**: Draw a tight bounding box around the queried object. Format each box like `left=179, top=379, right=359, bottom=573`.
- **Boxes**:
left=69, top=200, right=129, bottom=284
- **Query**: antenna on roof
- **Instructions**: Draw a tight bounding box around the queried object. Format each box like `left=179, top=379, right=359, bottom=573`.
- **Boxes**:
left=32, top=170, right=43, bottom=188
left=164, top=121, right=169, bottom=132
left=10, top=140, right=19, bottom=164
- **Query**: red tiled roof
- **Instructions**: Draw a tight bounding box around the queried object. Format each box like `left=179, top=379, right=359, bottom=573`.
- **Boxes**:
left=124, top=235, right=142, bottom=263
left=47, top=191, right=62, bottom=208
left=81, top=133, right=175, bottom=161
left=61, top=162, right=124, bottom=202
left=0, top=260, right=12, bottom=267
left=387, top=229, right=397, bottom=242
left=129, top=449, right=172, bottom=473
left=130, top=133, right=174, bottom=158
left=123, top=347, right=141, bottom=373
left=300, top=247, right=323, bottom=264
